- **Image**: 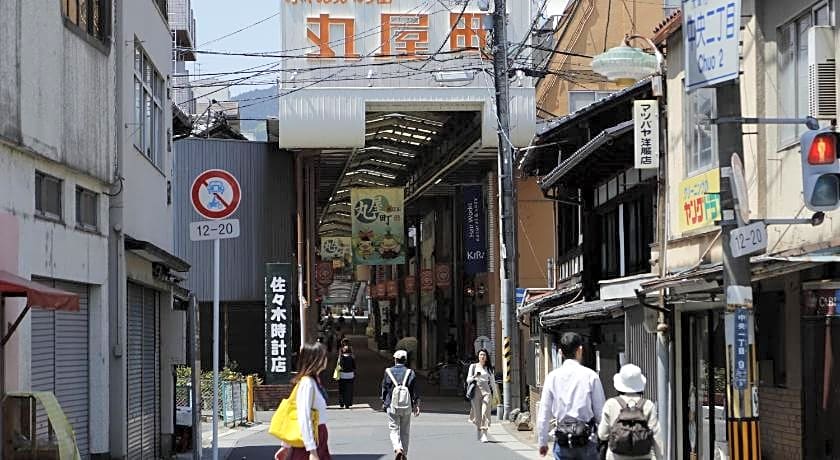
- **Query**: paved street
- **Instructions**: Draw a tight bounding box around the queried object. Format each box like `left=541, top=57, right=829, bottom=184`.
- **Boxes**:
left=224, top=400, right=540, bottom=460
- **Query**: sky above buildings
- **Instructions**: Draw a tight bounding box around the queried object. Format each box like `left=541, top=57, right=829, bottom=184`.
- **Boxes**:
left=191, top=0, right=570, bottom=97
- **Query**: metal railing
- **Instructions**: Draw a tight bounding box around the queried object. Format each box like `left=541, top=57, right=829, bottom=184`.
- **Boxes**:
left=176, top=379, right=249, bottom=428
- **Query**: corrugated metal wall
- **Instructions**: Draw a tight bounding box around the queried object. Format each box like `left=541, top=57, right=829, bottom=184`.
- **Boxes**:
left=173, top=139, right=295, bottom=302
left=624, top=305, right=658, bottom=403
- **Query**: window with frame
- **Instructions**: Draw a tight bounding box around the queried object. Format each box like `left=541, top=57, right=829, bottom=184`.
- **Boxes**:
left=778, top=2, right=833, bottom=146
left=684, top=86, right=718, bottom=176
left=60, top=0, right=110, bottom=43
left=134, top=43, right=166, bottom=168
left=75, top=187, right=98, bottom=231
left=568, top=91, right=614, bottom=113
left=35, top=171, right=63, bottom=220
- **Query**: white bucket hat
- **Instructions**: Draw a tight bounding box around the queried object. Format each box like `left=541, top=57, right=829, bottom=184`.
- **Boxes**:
left=613, top=364, right=647, bottom=394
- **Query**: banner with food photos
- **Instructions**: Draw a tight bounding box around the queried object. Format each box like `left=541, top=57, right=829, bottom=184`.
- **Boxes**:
left=351, top=187, right=405, bottom=265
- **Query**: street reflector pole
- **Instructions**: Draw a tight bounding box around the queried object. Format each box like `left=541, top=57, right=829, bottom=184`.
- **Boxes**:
left=212, top=238, right=220, bottom=460
left=492, top=0, right=519, bottom=420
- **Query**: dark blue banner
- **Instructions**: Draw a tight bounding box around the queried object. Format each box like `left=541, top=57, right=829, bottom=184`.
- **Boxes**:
left=463, top=186, right=487, bottom=275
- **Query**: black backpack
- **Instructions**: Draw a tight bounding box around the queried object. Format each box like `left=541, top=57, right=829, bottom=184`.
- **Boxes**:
left=608, top=397, right=653, bottom=456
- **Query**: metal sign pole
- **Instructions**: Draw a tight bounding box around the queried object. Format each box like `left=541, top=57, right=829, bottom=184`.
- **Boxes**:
left=212, top=238, right=220, bottom=460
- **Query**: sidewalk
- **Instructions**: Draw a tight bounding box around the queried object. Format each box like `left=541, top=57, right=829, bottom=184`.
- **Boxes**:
left=488, top=421, right=542, bottom=459
left=175, top=421, right=266, bottom=460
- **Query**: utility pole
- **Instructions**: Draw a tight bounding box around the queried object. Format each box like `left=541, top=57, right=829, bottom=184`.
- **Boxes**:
left=491, top=0, right=519, bottom=420
left=715, top=81, right=761, bottom=459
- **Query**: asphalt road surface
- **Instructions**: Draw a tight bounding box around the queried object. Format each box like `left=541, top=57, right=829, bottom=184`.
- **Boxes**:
left=229, top=399, right=539, bottom=460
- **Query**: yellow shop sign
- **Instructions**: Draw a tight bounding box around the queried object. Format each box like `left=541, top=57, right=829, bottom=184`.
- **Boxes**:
left=678, top=168, right=721, bottom=232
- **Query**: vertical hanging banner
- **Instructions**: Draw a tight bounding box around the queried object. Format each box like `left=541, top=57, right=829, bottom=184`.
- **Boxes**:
left=633, top=99, right=659, bottom=169
left=321, top=236, right=353, bottom=279
left=265, top=263, right=294, bottom=384
left=351, top=188, right=405, bottom=265
left=420, top=269, right=435, bottom=293
left=463, top=185, right=487, bottom=274
left=435, top=263, right=451, bottom=288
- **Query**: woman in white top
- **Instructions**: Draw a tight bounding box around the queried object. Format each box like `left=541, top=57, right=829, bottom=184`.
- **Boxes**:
left=597, top=364, right=664, bottom=460
left=275, top=342, right=332, bottom=460
left=466, top=348, right=495, bottom=443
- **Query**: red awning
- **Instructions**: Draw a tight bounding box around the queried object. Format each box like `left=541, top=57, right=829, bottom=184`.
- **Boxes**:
left=0, top=270, right=80, bottom=311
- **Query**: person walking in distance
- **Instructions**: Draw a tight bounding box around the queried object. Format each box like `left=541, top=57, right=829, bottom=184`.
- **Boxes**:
left=466, top=348, right=495, bottom=443
left=381, top=350, right=420, bottom=460
left=337, top=345, right=356, bottom=409
left=597, top=364, right=663, bottom=460
left=536, top=332, right=606, bottom=460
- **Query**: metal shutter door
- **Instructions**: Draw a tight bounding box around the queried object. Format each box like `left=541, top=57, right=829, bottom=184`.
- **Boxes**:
left=127, top=283, right=144, bottom=459
left=29, top=279, right=90, bottom=459
left=127, top=283, right=160, bottom=459
left=53, top=281, right=90, bottom=459
left=142, top=289, right=160, bottom=459
left=30, top=308, right=55, bottom=438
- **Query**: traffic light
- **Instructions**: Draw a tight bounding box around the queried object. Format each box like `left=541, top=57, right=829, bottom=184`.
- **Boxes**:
left=800, top=127, right=840, bottom=211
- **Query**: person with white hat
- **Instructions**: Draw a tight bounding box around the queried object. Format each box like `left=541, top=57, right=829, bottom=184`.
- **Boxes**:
left=597, top=364, right=663, bottom=460
left=381, top=349, right=420, bottom=460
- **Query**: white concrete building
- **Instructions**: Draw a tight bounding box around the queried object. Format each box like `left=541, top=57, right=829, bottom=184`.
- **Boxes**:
left=109, top=0, right=190, bottom=458
left=0, top=1, right=116, bottom=458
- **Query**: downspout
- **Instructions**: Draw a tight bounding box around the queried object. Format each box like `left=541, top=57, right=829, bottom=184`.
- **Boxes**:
left=295, top=154, right=306, bottom=346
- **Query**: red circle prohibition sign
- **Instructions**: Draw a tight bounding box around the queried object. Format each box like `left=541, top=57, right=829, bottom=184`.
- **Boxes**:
left=190, top=169, right=241, bottom=220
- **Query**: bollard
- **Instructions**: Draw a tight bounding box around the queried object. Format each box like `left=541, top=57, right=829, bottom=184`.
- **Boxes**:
left=246, top=375, right=255, bottom=423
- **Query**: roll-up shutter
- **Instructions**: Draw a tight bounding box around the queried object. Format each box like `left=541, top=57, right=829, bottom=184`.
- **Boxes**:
left=30, top=278, right=90, bottom=459
left=127, top=282, right=160, bottom=460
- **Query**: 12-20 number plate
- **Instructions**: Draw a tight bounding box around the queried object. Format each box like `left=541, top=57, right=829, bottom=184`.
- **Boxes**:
left=729, top=221, right=767, bottom=258
left=189, top=219, right=240, bottom=241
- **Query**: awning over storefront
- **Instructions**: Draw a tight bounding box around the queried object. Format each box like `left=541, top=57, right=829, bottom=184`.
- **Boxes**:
left=538, top=120, right=633, bottom=191
left=125, top=236, right=190, bottom=272
left=517, top=282, right=582, bottom=318
left=0, top=270, right=79, bottom=311
left=641, top=244, right=840, bottom=295
left=540, top=298, right=624, bottom=327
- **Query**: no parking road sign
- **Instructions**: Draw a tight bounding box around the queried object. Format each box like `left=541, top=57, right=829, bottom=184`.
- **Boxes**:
left=191, top=169, right=241, bottom=220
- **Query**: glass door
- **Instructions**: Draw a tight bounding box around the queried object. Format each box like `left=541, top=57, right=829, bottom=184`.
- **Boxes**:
left=683, top=310, right=729, bottom=460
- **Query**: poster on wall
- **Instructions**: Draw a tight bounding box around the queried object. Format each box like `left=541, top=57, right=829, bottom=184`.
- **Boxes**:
left=462, top=185, right=487, bottom=274
left=265, top=263, right=295, bottom=384
left=678, top=168, right=721, bottom=233
left=351, top=188, right=405, bottom=265
left=321, top=236, right=353, bottom=279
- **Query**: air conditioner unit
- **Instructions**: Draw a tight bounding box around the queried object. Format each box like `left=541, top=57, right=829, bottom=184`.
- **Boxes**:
left=808, top=26, right=837, bottom=120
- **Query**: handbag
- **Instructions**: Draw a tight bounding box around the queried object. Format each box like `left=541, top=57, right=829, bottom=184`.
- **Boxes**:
left=268, top=381, right=319, bottom=448
left=555, top=416, right=593, bottom=448
left=332, top=362, right=341, bottom=381
left=465, top=381, right=477, bottom=401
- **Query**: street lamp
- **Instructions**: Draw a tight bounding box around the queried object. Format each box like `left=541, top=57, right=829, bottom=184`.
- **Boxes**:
left=591, top=34, right=664, bottom=84
left=592, top=32, right=671, bottom=455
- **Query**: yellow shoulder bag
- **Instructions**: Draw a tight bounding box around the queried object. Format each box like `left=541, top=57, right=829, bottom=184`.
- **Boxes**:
left=268, top=380, right=319, bottom=448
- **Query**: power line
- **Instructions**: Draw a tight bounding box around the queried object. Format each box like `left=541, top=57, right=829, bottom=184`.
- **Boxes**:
left=417, top=0, right=470, bottom=71
left=198, top=11, right=281, bottom=47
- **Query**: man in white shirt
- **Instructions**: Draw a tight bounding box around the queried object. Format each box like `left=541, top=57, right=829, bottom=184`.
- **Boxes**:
left=536, top=332, right=606, bottom=460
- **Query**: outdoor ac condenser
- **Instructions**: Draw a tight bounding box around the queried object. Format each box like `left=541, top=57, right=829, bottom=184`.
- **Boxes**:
left=808, top=25, right=837, bottom=120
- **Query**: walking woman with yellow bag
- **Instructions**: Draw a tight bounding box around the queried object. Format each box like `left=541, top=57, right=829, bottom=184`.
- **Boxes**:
left=271, top=342, right=333, bottom=460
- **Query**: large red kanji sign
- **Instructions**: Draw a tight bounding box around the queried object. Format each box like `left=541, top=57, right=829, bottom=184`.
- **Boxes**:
left=191, top=169, right=241, bottom=220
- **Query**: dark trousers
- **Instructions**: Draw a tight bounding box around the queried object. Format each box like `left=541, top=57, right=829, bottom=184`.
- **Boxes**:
left=338, top=378, right=354, bottom=407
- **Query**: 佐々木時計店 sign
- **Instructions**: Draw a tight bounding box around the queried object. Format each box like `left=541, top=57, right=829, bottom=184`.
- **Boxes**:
left=265, top=263, right=295, bottom=384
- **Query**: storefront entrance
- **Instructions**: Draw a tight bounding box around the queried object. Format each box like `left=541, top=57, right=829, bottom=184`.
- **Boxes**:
left=681, top=309, right=728, bottom=460
left=802, top=287, right=840, bottom=458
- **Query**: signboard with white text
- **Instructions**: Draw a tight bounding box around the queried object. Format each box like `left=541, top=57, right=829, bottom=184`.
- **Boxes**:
left=265, top=263, right=295, bottom=384
left=683, top=0, right=742, bottom=90
left=633, top=100, right=659, bottom=169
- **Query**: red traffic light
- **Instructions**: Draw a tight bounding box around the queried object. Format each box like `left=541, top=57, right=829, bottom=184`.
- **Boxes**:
left=808, top=133, right=837, bottom=165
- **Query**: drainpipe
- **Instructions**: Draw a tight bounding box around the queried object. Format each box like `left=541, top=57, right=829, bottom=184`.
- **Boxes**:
left=295, top=154, right=306, bottom=346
